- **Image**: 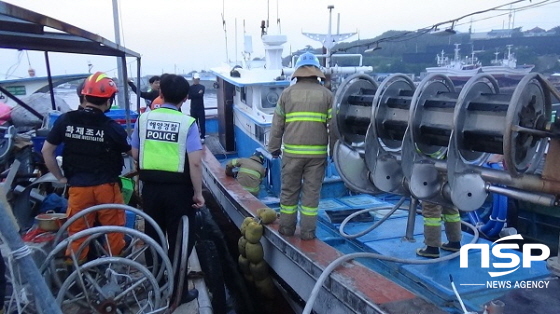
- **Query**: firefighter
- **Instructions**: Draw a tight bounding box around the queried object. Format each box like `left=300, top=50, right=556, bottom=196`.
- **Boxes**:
left=42, top=72, right=129, bottom=263
left=225, top=151, right=266, bottom=197
left=416, top=201, right=462, bottom=258
left=268, top=52, right=333, bottom=240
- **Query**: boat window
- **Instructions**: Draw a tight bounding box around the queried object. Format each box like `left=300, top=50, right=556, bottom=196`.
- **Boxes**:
left=259, top=86, right=284, bottom=113
left=240, top=87, right=252, bottom=108
left=255, top=124, right=268, bottom=145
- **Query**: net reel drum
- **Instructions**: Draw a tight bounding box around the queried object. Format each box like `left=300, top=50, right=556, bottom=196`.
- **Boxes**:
left=365, top=74, right=416, bottom=194
left=332, top=73, right=379, bottom=194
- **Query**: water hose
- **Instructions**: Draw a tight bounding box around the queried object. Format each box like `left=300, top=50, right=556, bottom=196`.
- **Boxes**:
left=480, top=162, right=508, bottom=237
left=338, top=196, right=407, bottom=239
left=304, top=201, right=481, bottom=314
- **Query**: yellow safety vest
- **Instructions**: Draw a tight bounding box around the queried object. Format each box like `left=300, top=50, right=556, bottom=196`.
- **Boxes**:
left=138, top=108, right=195, bottom=172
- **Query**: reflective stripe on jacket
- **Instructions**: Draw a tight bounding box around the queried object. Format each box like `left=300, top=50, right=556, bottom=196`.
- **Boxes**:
left=268, top=79, right=333, bottom=158
left=226, top=157, right=265, bottom=195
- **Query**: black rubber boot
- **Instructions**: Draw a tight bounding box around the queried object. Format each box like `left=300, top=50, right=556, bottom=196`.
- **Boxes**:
left=180, top=288, right=199, bottom=304
left=416, top=246, right=440, bottom=258
left=279, top=212, right=297, bottom=236
left=441, top=241, right=462, bottom=252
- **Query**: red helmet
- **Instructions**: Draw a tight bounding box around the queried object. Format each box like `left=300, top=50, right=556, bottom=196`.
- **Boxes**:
left=81, top=72, right=118, bottom=98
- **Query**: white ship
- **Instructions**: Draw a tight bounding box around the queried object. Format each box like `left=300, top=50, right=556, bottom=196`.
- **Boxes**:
left=481, top=45, right=535, bottom=77
left=425, top=43, right=482, bottom=78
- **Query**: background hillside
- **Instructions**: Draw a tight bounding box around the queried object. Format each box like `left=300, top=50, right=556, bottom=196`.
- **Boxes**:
left=286, top=27, right=560, bottom=75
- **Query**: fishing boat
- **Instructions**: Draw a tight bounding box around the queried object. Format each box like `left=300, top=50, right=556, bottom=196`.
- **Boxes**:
left=425, top=43, right=482, bottom=80
left=201, top=5, right=560, bottom=314
left=481, top=45, right=535, bottom=78
left=0, top=73, right=90, bottom=107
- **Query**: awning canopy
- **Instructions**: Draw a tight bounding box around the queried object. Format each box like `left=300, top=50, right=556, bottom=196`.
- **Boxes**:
left=0, top=1, right=141, bottom=58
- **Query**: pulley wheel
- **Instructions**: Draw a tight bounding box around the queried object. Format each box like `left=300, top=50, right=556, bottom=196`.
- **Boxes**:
left=503, top=73, right=550, bottom=176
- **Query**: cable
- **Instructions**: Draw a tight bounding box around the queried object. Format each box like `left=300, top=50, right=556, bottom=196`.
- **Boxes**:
left=450, top=274, right=469, bottom=313
left=4, top=50, right=23, bottom=79
left=332, top=0, right=558, bottom=55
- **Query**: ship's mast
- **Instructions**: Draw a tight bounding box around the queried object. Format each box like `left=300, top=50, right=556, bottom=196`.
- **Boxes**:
left=301, top=5, right=356, bottom=69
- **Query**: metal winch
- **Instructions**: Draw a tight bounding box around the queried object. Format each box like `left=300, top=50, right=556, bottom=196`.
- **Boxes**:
left=333, top=71, right=560, bottom=211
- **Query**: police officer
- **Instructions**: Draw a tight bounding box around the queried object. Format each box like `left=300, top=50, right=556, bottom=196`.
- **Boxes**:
left=225, top=151, right=266, bottom=197
left=42, top=71, right=129, bottom=263
left=268, top=52, right=333, bottom=240
left=131, top=73, right=204, bottom=304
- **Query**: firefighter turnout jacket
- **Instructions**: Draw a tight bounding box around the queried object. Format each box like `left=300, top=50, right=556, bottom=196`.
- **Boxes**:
left=268, top=79, right=333, bottom=158
left=225, top=156, right=266, bottom=196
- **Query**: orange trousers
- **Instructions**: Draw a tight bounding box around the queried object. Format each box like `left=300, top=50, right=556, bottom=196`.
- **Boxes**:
left=66, top=183, right=126, bottom=261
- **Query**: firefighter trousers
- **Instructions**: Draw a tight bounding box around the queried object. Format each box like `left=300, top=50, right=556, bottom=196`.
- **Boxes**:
left=279, top=157, right=326, bottom=236
left=422, top=201, right=462, bottom=247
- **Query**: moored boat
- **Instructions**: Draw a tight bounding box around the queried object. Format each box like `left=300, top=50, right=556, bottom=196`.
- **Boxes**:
left=0, top=73, right=90, bottom=107
left=425, top=43, right=482, bottom=80
left=481, top=45, right=535, bottom=78
left=202, top=6, right=560, bottom=314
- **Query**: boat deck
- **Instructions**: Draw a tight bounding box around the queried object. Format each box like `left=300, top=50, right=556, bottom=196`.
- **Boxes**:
left=202, top=133, right=559, bottom=314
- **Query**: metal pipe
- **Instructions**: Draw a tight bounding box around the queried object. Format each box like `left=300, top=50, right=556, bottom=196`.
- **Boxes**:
left=435, top=161, right=560, bottom=196
left=326, top=5, right=333, bottom=68
left=289, top=53, right=367, bottom=71
left=511, top=125, right=557, bottom=138
left=283, top=66, right=373, bottom=76
left=404, top=197, right=418, bottom=241
left=136, top=57, right=141, bottom=112
left=112, top=0, right=126, bottom=109
left=44, top=51, right=56, bottom=111
left=0, top=201, right=63, bottom=314
left=486, top=185, right=555, bottom=207
left=479, top=166, right=560, bottom=195
left=120, top=56, right=131, bottom=133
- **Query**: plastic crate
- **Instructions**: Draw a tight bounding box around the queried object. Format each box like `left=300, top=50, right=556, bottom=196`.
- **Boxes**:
left=105, top=109, right=138, bottom=127
left=125, top=210, right=136, bottom=229
left=47, top=111, right=61, bottom=129
left=120, top=177, right=134, bottom=204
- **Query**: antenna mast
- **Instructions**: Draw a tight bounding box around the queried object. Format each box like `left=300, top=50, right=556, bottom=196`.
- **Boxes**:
left=277, top=0, right=281, bottom=33
left=235, top=18, right=238, bottom=65
left=301, top=5, right=356, bottom=68
left=221, top=0, right=229, bottom=63
left=266, top=0, right=270, bottom=34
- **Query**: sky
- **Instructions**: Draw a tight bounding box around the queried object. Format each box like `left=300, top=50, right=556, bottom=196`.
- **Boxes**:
left=1, top=0, right=559, bottom=79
